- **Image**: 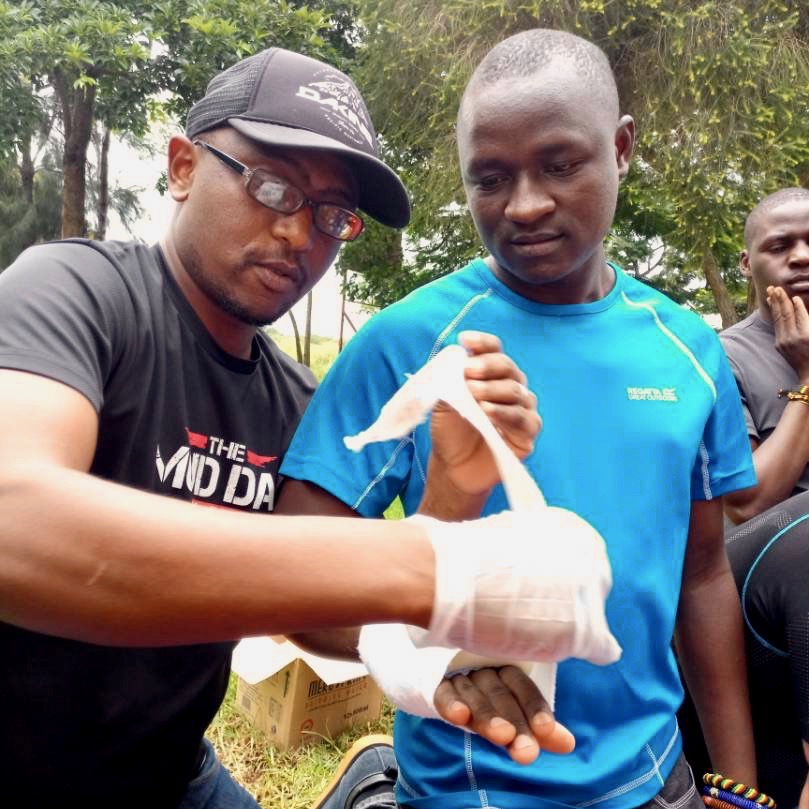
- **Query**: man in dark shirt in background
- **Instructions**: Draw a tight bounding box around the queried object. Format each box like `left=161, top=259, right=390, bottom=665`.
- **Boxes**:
left=681, top=188, right=809, bottom=809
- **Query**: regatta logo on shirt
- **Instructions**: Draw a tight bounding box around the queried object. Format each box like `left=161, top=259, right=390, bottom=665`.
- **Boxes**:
left=154, top=427, right=278, bottom=511
left=626, top=386, right=679, bottom=402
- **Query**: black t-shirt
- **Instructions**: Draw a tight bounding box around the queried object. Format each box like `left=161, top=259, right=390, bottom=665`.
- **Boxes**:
left=720, top=311, right=809, bottom=493
left=680, top=491, right=809, bottom=806
left=0, top=240, right=316, bottom=807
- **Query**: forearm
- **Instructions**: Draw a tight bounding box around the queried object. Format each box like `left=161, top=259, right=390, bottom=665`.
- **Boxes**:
left=800, top=741, right=809, bottom=809
left=283, top=465, right=486, bottom=660
left=727, top=407, right=809, bottom=523
left=288, top=628, right=362, bottom=660
left=0, top=466, right=433, bottom=646
left=276, top=481, right=364, bottom=660
left=675, top=564, right=756, bottom=784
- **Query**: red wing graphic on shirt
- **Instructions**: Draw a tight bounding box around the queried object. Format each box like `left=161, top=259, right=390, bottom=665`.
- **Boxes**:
left=246, top=450, right=278, bottom=468
left=155, top=427, right=278, bottom=512
left=185, top=427, right=209, bottom=449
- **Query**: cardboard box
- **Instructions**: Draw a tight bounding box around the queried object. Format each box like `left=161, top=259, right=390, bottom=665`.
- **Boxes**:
left=232, top=636, right=383, bottom=749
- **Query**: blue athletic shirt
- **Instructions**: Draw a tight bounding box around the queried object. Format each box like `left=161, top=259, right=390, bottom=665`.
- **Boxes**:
left=280, top=260, right=756, bottom=809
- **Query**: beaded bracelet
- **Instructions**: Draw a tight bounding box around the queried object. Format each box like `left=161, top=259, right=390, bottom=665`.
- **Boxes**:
left=702, top=774, right=776, bottom=808
left=703, top=787, right=771, bottom=809
left=702, top=795, right=736, bottom=809
left=778, top=386, right=809, bottom=404
left=704, top=796, right=746, bottom=809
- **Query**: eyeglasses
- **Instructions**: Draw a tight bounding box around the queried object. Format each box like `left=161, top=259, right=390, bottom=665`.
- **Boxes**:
left=193, top=140, right=364, bottom=242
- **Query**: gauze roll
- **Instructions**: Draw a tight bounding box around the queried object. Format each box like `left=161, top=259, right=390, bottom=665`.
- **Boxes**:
left=347, top=345, right=621, bottom=720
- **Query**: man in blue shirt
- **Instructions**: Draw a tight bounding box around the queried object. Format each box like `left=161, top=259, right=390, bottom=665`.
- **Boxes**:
left=277, top=28, right=758, bottom=809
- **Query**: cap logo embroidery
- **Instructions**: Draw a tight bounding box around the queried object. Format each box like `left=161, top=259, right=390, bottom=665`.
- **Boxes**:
left=296, top=78, right=374, bottom=149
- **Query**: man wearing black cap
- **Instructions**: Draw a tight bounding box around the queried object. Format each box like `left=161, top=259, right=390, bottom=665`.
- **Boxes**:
left=0, top=48, right=546, bottom=808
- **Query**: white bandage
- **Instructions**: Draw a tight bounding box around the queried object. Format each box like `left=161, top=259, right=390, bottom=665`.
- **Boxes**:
left=348, top=345, right=621, bottom=720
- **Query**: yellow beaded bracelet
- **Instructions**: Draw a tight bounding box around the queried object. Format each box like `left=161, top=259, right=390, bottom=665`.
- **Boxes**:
left=778, top=387, right=809, bottom=405
left=702, top=774, right=776, bottom=808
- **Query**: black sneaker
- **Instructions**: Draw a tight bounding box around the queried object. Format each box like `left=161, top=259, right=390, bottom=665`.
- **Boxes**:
left=312, top=734, right=398, bottom=809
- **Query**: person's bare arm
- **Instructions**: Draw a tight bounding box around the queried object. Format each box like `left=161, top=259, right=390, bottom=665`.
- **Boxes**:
left=726, top=288, right=809, bottom=523
left=725, top=427, right=809, bottom=523
left=675, top=497, right=756, bottom=784
left=276, top=479, right=364, bottom=659
left=800, top=740, right=809, bottom=809
left=0, top=370, right=435, bottom=645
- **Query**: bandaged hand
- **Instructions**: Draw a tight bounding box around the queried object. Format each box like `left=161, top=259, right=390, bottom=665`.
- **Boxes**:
left=358, top=508, right=621, bottom=729
left=415, top=510, right=621, bottom=664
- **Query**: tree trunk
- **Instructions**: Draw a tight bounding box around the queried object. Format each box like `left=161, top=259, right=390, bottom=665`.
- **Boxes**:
left=96, top=127, right=111, bottom=240
left=701, top=250, right=738, bottom=329
left=303, top=291, right=313, bottom=367
left=54, top=68, right=97, bottom=238
left=19, top=140, right=34, bottom=204
left=338, top=290, right=346, bottom=352
left=287, top=311, right=303, bottom=363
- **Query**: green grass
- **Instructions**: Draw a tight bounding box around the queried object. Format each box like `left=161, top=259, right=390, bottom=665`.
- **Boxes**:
left=265, top=328, right=338, bottom=381
left=209, top=676, right=394, bottom=808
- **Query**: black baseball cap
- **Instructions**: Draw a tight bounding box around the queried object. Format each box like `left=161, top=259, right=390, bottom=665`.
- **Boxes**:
left=186, top=48, right=411, bottom=229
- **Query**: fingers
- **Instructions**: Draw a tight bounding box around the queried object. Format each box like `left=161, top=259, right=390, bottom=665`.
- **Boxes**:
left=530, top=712, right=576, bottom=755
left=457, top=330, right=503, bottom=356
left=459, top=332, right=526, bottom=385
left=434, top=678, right=472, bottom=726
left=457, top=331, right=541, bottom=456
left=767, top=287, right=809, bottom=378
left=497, top=666, right=575, bottom=756
left=472, top=380, right=540, bottom=456
left=794, top=294, right=809, bottom=330
left=448, top=669, right=538, bottom=762
left=433, top=666, right=576, bottom=766
left=766, top=285, right=809, bottom=337
left=767, top=286, right=796, bottom=336
left=435, top=674, right=519, bottom=745
left=479, top=398, right=540, bottom=458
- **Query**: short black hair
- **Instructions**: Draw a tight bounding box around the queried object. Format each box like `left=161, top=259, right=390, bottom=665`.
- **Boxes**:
left=459, top=28, right=619, bottom=121
left=744, top=187, right=809, bottom=247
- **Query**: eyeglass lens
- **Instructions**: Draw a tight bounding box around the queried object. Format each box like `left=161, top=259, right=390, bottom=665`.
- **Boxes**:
left=246, top=169, right=362, bottom=242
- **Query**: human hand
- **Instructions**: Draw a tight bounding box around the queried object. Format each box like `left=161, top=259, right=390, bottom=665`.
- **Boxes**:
left=767, top=286, right=809, bottom=382
left=434, top=665, right=575, bottom=764
left=415, top=508, right=621, bottom=665
left=428, top=331, right=541, bottom=499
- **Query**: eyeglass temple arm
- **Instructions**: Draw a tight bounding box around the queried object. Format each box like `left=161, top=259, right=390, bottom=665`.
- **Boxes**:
left=193, top=140, right=248, bottom=176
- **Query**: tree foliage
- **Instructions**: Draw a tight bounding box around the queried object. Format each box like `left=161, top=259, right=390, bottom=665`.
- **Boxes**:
left=149, top=0, right=347, bottom=128
left=0, top=1, right=157, bottom=236
left=3, top=0, right=806, bottom=325
left=0, top=149, right=62, bottom=269
left=0, top=0, right=349, bottom=245
left=346, top=0, right=809, bottom=323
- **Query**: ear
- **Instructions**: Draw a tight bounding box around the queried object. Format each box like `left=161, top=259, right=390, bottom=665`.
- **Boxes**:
left=166, top=135, right=197, bottom=202
left=740, top=249, right=751, bottom=279
left=615, top=115, right=635, bottom=182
